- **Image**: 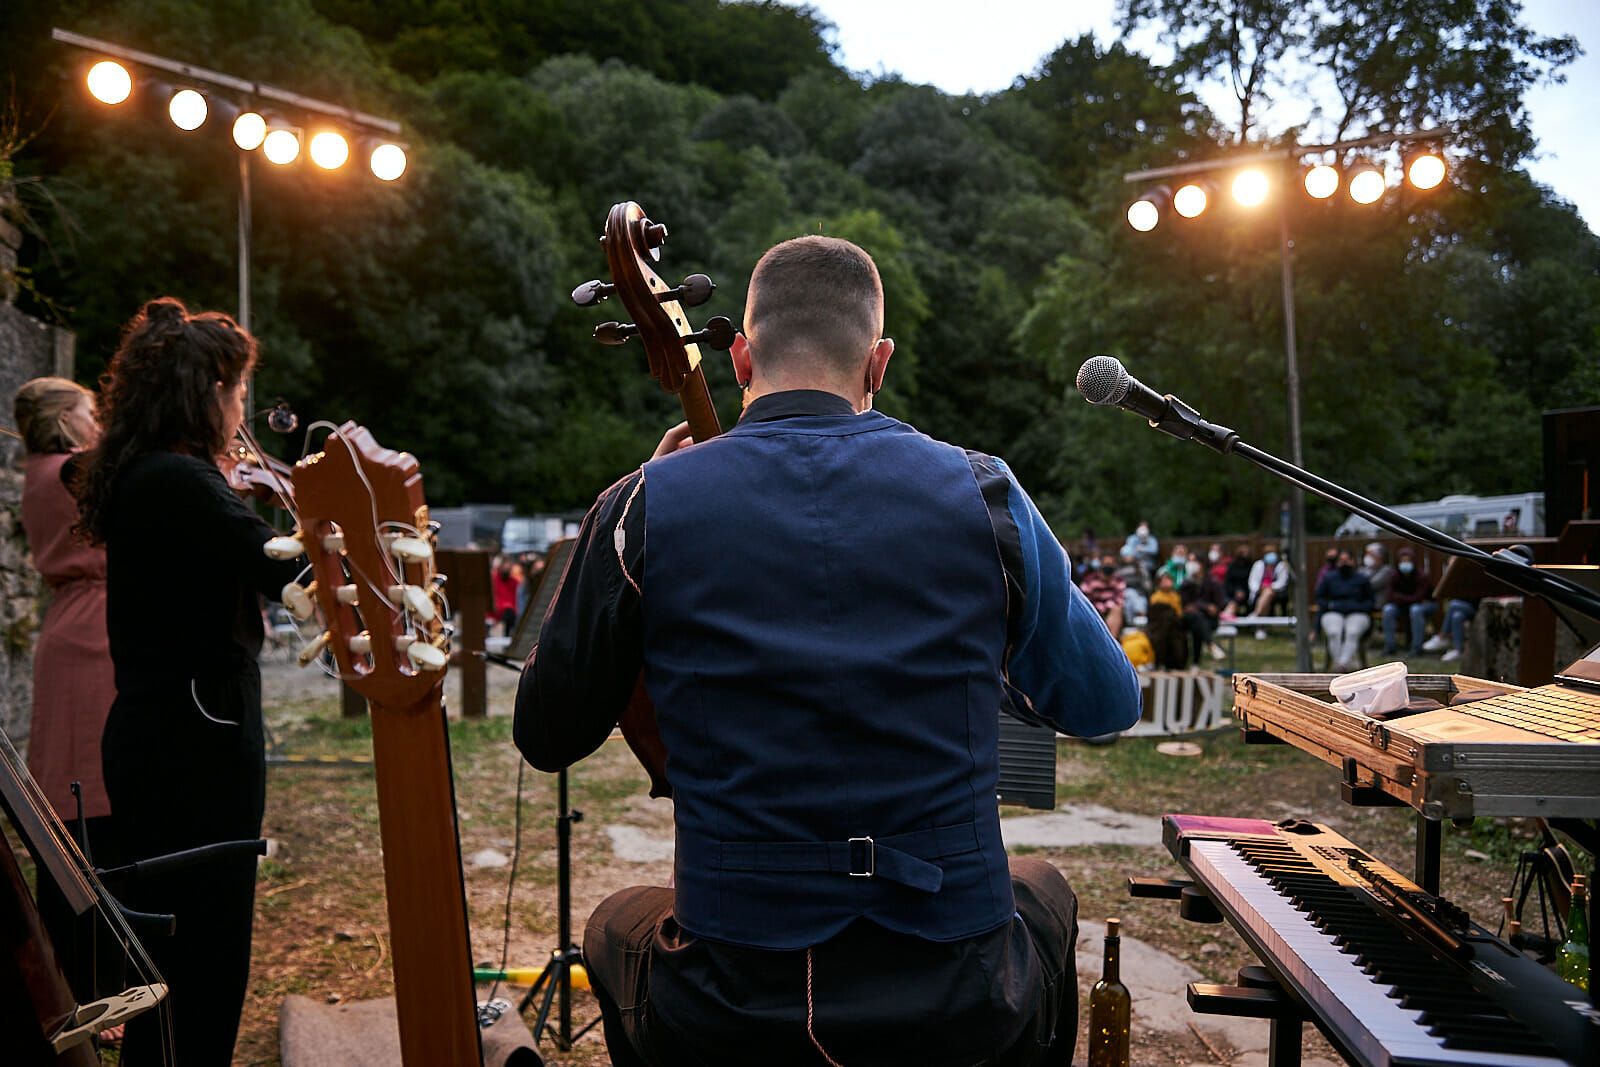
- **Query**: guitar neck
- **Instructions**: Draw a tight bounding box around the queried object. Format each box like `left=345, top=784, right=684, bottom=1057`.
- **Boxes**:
left=679, top=367, right=723, bottom=443
left=367, top=691, right=482, bottom=1067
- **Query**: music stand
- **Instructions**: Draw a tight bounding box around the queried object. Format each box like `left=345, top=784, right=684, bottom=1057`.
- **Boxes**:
left=482, top=541, right=598, bottom=1048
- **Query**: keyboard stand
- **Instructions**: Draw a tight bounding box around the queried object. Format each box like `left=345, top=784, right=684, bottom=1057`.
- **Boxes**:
left=1189, top=965, right=1308, bottom=1067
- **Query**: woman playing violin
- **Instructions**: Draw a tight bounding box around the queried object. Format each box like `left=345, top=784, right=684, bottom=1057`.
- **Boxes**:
left=76, top=297, right=303, bottom=1065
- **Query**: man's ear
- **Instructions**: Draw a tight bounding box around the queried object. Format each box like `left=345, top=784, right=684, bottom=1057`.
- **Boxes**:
left=866, top=336, right=895, bottom=394
left=730, top=332, right=754, bottom=388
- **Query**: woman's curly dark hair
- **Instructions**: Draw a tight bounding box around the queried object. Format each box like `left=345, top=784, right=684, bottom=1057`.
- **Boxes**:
left=76, top=297, right=257, bottom=543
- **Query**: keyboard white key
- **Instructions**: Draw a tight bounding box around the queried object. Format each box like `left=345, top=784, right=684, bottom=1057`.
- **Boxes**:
left=1188, top=839, right=1570, bottom=1067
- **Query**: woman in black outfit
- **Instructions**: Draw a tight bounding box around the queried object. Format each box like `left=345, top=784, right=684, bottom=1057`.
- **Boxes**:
left=77, top=298, right=303, bottom=1065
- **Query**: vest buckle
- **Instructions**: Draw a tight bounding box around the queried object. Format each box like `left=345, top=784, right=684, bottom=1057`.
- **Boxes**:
left=848, top=836, right=875, bottom=877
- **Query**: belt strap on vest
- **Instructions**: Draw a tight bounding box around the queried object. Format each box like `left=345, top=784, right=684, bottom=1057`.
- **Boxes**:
left=707, top=821, right=981, bottom=894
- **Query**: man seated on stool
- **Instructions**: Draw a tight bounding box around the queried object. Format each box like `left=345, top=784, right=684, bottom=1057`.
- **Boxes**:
left=514, top=235, right=1141, bottom=1067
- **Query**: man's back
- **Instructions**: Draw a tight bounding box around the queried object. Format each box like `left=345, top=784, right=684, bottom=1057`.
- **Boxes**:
left=643, top=397, right=1014, bottom=948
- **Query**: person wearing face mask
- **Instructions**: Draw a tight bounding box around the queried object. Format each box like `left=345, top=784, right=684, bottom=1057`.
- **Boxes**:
left=1158, top=543, right=1190, bottom=588
left=1206, top=542, right=1228, bottom=585
left=1079, top=553, right=1128, bottom=638
left=1248, top=543, right=1291, bottom=636
left=1381, top=548, right=1436, bottom=655
left=1120, top=521, right=1159, bottom=576
left=1315, top=550, right=1376, bottom=672
left=1361, top=543, right=1395, bottom=608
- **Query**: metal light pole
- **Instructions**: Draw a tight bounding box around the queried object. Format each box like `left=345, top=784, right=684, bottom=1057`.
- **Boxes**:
left=1276, top=163, right=1313, bottom=670
left=1124, top=129, right=1447, bottom=672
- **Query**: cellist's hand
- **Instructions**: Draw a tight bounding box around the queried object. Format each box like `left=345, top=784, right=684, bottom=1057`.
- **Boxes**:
left=651, top=421, right=695, bottom=460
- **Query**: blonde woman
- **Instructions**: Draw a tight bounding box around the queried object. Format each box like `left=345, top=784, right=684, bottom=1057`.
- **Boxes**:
left=13, top=375, right=118, bottom=1005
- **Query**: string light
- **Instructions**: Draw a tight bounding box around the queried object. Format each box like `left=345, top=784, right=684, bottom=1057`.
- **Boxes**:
left=1173, top=183, right=1208, bottom=219
left=86, top=60, right=131, bottom=105
left=263, top=127, right=301, bottom=165
left=309, top=130, right=350, bottom=170
left=168, top=88, right=207, bottom=131
left=232, top=112, right=267, bottom=151
left=370, top=143, right=408, bottom=181
left=1304, top=164, right=1340, bottom=200
left=1232, top=168, right=1270, bottom=208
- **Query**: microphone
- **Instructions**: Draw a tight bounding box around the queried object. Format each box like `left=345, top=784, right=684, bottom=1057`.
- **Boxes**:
left=1075, top=355, right=1237, bottom=454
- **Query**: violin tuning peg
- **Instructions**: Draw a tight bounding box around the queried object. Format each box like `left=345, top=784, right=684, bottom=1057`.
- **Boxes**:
left=595, top=321, right=639, bottom=346
left=675, top=274, right=715, bottom=308
left=571, top=279, right=615, bottom=308
left=685, top=315, right=737, bottom=352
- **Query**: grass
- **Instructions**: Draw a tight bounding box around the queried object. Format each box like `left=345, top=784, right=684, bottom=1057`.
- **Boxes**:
left=182, top=631, right=1598, bottom=1064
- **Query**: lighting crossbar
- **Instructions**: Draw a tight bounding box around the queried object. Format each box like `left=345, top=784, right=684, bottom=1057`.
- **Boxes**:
left=52, top=27, right=401, bottom=136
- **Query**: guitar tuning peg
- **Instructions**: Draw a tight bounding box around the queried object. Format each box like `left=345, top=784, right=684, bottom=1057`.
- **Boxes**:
left=595, top=321, right=639, bottom=346
left=390, top=536, right=433, bottom=563
left=281, top=581, right=317, bottom=621
left=406, top=638, right=448, bottom=672
left=660, top=274, right=714, bottom=308
left=322, top=531, right=346, bottom=553
left=349, top=632, right=373, bottom=655
left=264, top=535, right=304, bottom=560
left=297, top=631, right=330, bottom=668
left=571, top=279, right=616, bottom=308
left=388, top=583, right=438, bottom=623
left=685, top=315, right=737, bottom=352
left=336, top=584, right=360, bottom=605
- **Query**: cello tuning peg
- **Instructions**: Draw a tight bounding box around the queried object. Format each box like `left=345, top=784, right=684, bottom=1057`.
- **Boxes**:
left=664, top=274, right=714, bottom=308
left=642, top=221, right=668, bottom=248
left=595, top=321, right=639, bottom=346
left=685, top=315, right=737, bottom=352
left=571, top=279, right=615, bottom=308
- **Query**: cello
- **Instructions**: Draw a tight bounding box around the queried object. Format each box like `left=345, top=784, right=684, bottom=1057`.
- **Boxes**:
left=569, top=201, right=736, bottom=798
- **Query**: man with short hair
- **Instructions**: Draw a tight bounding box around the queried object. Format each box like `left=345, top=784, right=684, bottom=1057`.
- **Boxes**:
left=516, top=235, right=1139, bottom=1066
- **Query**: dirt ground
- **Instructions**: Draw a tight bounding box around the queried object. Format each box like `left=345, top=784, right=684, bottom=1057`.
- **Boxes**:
left=217, top=637, right=1588, bottom=1066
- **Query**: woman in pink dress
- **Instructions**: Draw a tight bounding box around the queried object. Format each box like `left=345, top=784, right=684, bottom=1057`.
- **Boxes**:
left=13, top=375, right=119, bottom=1000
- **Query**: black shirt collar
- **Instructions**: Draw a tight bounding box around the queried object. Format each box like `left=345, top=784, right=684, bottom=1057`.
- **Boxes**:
left=739, top=389, right=858, bottom=424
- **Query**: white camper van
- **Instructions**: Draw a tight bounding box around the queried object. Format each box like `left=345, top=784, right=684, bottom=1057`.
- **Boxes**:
left=1335, top=493, right=1544, bottom=540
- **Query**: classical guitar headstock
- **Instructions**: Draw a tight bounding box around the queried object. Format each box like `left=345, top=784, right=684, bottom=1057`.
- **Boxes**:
left=571, top=201, right=732, bottom=443
left=266, top=422, right=450, bottom=709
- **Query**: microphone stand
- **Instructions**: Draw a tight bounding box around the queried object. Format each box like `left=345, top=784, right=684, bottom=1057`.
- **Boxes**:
left=1134, top=398, right=1600, bottom=629
left=1131, top=388, right=1600, bottom=1005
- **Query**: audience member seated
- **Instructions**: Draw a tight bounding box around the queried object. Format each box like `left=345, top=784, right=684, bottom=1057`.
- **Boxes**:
left=1222, top=543, right=1254, bottom=620
left=1121, top=520, right=1159, bottom=575
left=1362, top=542, right=1394, bottom=609
left=1181, top=564, right=1227, bottom=663
left=1381, top=547, right=1435, bottom=655
left=1313, top=547, right=1340, bottom=591
left=1074, top=527, right=1100, bottom=581
left=1145, top=596, right=1189, bottom=669
left=1422, top=597, right=1478, bottom=662
left=1206, top=542, right=1228, bottom=585
left=1158, top=543, right=1190, bottom=588
left=1247, top=543, right=1291, bottom=636
left=1079, top=553, right=1127, bottom=638
left=1114, top=551, right=1149, bottom=620
left=1149, top=571, right=1183, bottom=616
left=1316, top=549, right=1375, bottom=673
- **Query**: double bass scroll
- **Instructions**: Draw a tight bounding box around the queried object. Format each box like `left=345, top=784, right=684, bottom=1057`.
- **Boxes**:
left=570, top=202, right=735, bottom=800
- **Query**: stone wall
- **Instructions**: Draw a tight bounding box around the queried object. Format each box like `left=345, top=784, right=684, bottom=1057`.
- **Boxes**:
left=0, top=183, right=76, bottom=745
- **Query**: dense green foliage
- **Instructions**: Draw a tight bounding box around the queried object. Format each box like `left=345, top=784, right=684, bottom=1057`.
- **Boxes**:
left=2, top=0, right=1594, bottom=538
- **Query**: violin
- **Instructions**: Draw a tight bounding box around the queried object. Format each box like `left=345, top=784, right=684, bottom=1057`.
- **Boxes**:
left=219, top=439, right=296, bottom=504
left=571, top=201, right=737, bottom=798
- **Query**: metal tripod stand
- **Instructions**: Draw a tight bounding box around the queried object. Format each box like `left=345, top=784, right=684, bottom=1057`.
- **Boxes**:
left=520, top=767, right=600, bottom=1048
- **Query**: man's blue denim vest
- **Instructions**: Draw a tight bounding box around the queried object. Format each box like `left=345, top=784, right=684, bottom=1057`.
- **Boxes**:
left=641, top=409, right=1016, bottom=949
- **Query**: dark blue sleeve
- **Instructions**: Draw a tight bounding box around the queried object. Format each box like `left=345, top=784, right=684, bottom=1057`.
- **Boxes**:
left=971, top=454, right=1142, bottom=737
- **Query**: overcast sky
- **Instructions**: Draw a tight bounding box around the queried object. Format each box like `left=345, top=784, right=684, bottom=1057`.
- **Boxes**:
left=783, top=0, right=1598, bottom=232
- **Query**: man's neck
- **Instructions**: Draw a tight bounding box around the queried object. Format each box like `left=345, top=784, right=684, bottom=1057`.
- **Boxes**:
left=743, top=379, right=868, bottom=413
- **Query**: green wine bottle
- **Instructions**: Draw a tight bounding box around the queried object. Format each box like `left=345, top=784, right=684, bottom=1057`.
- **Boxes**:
left=1557, top=874, right=1590, bottom=992
left=1088, top=917, right=1131, bottom=1067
